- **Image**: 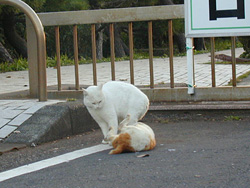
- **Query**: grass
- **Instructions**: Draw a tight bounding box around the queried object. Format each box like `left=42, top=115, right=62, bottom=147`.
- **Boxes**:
left=206, top=38, right=243, bottom=51
left=227, top=71, right=250, bottom=86
left=0, top=52, right=162, bottom=73
left=0, top=38, right=245, bottom=73
left=66, top=98, right=77, bottom=102
left=0, top=58, right=28, bottom=73
left=205, top=61, right=250, bottom=65
left=0, top=55, right=104, bottom=73
left=159, top=118, right=169, bottom=124
left=224, top=116, right=241, bottom=121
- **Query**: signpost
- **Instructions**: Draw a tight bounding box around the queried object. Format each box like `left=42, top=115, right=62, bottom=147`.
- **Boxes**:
left=185, top=0, right=250, bottom=37
left=185, top=0, right=250, bottom=94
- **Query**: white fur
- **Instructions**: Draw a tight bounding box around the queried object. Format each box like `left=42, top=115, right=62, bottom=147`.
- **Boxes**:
left=108, top=114, right=156, bottom=154
left=83, top=81, right=149, bottom=142
left=124, top=123, right=154, bottom=151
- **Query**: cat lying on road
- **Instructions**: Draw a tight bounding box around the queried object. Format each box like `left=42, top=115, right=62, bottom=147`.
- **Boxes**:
left=108, top=114, right=156, bottom=154
left=83, top=81, right=149, bottom=143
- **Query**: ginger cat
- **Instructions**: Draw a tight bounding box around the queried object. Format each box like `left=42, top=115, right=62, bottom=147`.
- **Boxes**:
left=108, top=115, right=156, bottom=154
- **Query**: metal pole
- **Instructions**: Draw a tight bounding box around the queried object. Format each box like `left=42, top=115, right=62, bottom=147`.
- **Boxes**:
left=186, top=38, right=194, bottom=94
left=210, top=37, right=216, bottom=87
left=110, top=23, right=115, bottom=81
left=128, top=22, right=135, bottom=85
left=148, top=21, right=154, bottom=88
left=231, top=37, right=237, bottom=87
left=168, top=20, right=174, bottom=88
left=55, top=26, right=62, bottom=91
left=73, top=25, right=80, bottom=90
left=91, top=24, right=97, bottom=85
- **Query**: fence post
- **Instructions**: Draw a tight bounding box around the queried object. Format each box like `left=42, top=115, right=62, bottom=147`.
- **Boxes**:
left=186, top=38, right=195, bottom=94
left=148, top=21, right=154, bottom=88
left=26, top=18, right=39, bottom=98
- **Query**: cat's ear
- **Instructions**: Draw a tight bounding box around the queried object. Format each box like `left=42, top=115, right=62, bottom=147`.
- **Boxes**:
left=98, top=83, right=104, bottom=90
left=82, top=88, right=88, bottom=96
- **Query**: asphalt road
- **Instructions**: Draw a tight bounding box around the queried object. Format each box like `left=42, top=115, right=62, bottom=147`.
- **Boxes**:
left=0, top=110, right=249, bottom=188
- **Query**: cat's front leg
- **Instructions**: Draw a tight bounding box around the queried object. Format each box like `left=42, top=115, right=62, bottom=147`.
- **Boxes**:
left=98, top=123, right=110, bottom=144
left=93, top=120, right=110, bottom=144
left=103, top=111, right=118, bottom=142
left=106, top=124, right=118, bottom=142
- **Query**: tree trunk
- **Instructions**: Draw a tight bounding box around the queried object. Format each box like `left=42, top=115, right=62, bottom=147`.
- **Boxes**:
left=2, top=11, right=27, bottom=58
left=239, top=36, right=250, bottom=58
left=0, top=42, right=13, bottom=63
left=88, top=1, right=104, bottom=59
left=194, top=38, right=205, bottom=51
left=175, top=33, right=186, bottom=53
left=159, top=0, right=186, bottom=53
left=160, top=0, right=174, bottom=5
left=114, top=24, right=129, bottom=58
left=96, top=24, right=104, bottom=59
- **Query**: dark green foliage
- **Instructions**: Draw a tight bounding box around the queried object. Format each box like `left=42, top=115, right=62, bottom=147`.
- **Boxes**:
left=0, top=0, right=248, bottom=68
left=239, top=37, right=250, bottom=59
left=45, top=25, right=92, bottom=58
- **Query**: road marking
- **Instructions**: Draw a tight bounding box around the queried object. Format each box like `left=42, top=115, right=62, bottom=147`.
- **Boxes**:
left=0, top=144, right=112, bottom=182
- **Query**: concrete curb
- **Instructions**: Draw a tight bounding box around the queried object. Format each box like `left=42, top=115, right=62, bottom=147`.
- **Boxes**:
left=4, top=102, right=98, bottom=146
left=3, top=101, right=250, bottom=146
left=149, top=101, right=250, bottom=111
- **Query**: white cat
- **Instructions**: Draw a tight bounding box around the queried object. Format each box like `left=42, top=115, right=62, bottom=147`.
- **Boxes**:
left=108, top=114, right=156, bottom=154
left=83, top=81, right=149, bottom=143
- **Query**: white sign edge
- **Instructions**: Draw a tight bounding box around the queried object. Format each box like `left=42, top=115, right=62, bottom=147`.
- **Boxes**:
left=184, top=0, right=250, bottom=38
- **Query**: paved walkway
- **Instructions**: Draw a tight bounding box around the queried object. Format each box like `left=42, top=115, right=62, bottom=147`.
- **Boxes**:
left=0, top=48, right=250, bottom=142
left=1, top=48, right=250, bottom=95
left=0, top=100, right=61, bottom=142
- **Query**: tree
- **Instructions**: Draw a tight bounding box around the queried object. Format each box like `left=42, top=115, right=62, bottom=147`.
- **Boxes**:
left=2, top=0, right=246, bottom=65
left=88, top=0, right=160, bottom=58
left=88, top=0, right=104, bottom=59
left=2, top=7, right=27, bottom=58
left=158, top=0, right=187, bottom=53
left=239, top=37, right=250, bottom=58
left=0, top=41, right=13, bottom=63
left=0, top=0, right=46, bottom=63
left=0, top=0, right=89, bottom=64
left=0, top=0, right=187, bottom=63
left=42, top=0, right=89, bottom=12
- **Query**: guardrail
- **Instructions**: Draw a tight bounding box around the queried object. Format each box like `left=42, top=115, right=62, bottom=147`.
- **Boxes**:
left=25, top=5, right=250, bottom=102
left=27, top=5, right=183, bottom=93
left=1, top=0, right=47, bottom=101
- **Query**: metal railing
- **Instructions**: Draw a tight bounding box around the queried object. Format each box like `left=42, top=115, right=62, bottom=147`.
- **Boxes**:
left=25, top=5, right=250, bottom=102
left=37, top=5, right=182, bottom=89
left=1, top=0, right=47, bottom=101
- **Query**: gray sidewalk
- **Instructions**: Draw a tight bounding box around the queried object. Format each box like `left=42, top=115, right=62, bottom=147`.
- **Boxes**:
left=0, top=100, right=62, bottom=142
left=0, top=48, right=250, bottom=143
left=0, top=48, right=250, bottom=95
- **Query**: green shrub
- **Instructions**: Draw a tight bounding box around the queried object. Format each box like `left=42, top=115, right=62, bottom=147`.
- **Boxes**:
left=0, top=58, right=28, bottom=73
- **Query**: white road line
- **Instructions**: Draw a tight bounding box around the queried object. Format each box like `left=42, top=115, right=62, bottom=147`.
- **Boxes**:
left=0, top=144, right=112, bottom=183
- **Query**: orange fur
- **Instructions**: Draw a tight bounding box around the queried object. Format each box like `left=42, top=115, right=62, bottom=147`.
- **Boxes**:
left=109, top=133, right=135, bottom=154
left=109, top=114, right=156, bottom=154
left=145, top=136, right=156, bottom=151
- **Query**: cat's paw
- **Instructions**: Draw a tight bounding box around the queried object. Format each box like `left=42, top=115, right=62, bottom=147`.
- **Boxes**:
left=102, top=139, right=109, bottom=144
left=109, top=150, right=115, bottom=154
